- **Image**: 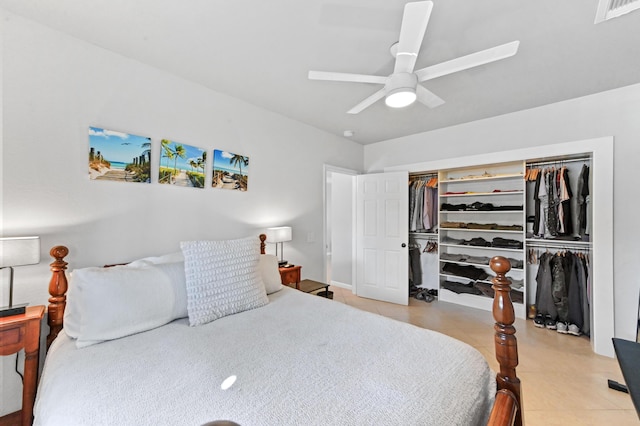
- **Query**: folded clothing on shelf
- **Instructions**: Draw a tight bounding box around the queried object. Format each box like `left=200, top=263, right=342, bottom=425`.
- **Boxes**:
left=440, top=202, right=523, bottom=212
left=462, top=237, right=492, bottom=247
left=442, top=263, right=489, bottom=281
left=442, top=236, right=524, bottom=250
left=441, top=237, right=466, bottom=245
left=441, top=203, right=467, bottom=211
left=441, top=280, right=483, bottom=296
left=440, top=221, right=467, bottom=228
left=440, top=221, right=523, bottom=231
left=473, top=281, right=523, bottom=303
left=491, top=237, right=523, bottom=249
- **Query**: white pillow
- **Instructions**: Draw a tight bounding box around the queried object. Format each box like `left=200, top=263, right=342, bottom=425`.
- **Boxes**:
left=259, top=254, right=283, bottom=294
left=64, top=261, right=188, bottom=348
left=180, top=237, right=269, bottom=326
left=127, top=251, right=184, bottom=267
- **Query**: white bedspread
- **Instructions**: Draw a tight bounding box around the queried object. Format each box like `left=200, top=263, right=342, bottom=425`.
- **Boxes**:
left=35, top=287, right=496, bottom=426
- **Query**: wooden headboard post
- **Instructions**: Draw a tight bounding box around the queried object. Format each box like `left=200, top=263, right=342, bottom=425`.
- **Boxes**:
left=47, top=246, right=69, bottom=350
left=489, top=256, right=523, bottom=426
left=259, top=233, right=266, bottom=255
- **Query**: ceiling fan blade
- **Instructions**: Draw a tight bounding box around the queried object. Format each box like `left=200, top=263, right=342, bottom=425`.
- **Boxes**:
left=308, top=70, right=387, bottom=85
left=416, top=85, right=445, bottom=109
left=415, top=40, right=520, bottom=82
left=394, top=1, right=433, bottom=74
left=347, top=88, right=386, bottom=114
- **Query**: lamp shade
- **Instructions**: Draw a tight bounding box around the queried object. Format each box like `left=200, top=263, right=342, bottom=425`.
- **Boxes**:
left=266, top=227, right=292, bottom=243
left=0, top=237, right=41, bottom=268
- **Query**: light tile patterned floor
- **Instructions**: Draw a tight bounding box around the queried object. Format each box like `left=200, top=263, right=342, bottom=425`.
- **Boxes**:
left=330, top=286, right=638, bottom=426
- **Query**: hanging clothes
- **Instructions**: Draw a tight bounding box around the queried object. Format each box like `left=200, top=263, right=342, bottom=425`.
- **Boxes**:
left=577, top=164, right=591, bottom=239
left=408, top=176, right=438, bottom=232
left=533, top=249, right=590, bottom=336
left=408, top=240, right=422, bottom=287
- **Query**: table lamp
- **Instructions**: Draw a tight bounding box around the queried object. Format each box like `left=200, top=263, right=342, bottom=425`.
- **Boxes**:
left=266, top=226, right=292, bottom=266
left=0, top=236, right=40, bottom=317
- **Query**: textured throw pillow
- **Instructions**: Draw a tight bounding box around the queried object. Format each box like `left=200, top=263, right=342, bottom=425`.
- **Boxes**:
left=180, top=237, right=269, bottom=326
left=260, top=254, right=283, bottom=294
left=64, top=261, right=188, bottom=348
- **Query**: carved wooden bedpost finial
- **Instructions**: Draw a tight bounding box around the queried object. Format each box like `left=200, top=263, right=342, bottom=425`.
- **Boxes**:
left=47, top=246, right=69, bottom=350
left=490, top=256, right=523, bottom=426
left=259, top=233, right=267, bottom=255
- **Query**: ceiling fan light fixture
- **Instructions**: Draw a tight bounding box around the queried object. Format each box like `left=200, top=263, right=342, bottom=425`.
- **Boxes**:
left=385, top=88, right=417, bottom=108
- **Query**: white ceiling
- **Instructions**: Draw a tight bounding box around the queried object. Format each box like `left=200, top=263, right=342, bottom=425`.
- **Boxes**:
left=2, top=0, right=640, bottom=145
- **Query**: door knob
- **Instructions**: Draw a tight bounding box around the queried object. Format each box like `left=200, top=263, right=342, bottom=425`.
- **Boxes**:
left=401, top=243, right=407, bottom=248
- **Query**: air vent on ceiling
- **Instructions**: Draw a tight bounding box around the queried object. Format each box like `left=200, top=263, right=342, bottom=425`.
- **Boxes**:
left=595, top=0, right=640, bottom=23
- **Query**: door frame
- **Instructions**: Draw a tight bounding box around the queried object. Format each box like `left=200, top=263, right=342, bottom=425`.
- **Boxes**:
left=323, top=164, right=358, bottom=291
left=385, top=137, right=614, bottom=357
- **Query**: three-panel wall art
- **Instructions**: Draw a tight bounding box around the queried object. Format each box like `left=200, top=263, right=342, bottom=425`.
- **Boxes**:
left=88, top=126, right=249, bottom=191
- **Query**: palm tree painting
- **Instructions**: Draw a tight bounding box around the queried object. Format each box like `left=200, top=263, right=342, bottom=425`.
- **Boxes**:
left=88, top=126, right=151, bottom=183
left=158, top=139, right=206, bottom=188
left=212, top=149, right=249, bottom=191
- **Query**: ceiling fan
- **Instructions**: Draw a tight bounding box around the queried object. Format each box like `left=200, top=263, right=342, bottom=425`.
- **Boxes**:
left=308, top=1, right=519, bottom=114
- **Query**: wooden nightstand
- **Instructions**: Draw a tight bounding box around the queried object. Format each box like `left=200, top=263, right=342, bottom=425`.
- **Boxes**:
left=279, top=265, right=301, bottom=289
left=0, top=305, right=45, bottom=426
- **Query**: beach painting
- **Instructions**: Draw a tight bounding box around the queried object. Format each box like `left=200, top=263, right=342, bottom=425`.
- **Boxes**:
left=159, top=139, right=206, bottom=188
left=89, top=127, right=151, bottom=183
left=212, top=150, right=249, bottom=191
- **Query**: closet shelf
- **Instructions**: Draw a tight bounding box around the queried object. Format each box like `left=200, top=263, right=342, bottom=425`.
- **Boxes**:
left=439, top=259, right=524, bottom=272
left=440, top=243, right=523, bottom=253
left=525, top=238, right=592, bottom=248
left=440, top=228, right=523, bottom=234
left=410, top=232, right=438, bottom=237
left=440, top=191, right=523, bottom=198
left=441, top=173, right=524, bottom=183
left=441, top=210, right=523, bottom=214
left=439, top=286, right=524, bottom=304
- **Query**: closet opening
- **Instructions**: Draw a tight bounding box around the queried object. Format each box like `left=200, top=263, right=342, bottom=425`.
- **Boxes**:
left=385, top=137, right=613, bottom=356
left=525, top=154, right=593, bottom=340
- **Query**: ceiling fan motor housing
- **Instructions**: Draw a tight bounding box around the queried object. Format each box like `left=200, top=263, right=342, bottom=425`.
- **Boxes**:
left=385, top=73, right=418, bottom=107
left=385, top=72, right=418, bottom=93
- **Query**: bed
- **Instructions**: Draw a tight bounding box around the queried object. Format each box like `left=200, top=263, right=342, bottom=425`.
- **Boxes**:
left=37, top=234, right=522, bottom=426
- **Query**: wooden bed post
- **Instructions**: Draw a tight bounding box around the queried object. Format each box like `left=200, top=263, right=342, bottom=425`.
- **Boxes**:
left=47, top=246, right=69, bottom=350
left=259, top=233, right=266, bottom=255
left=489, top=256, right=523, bottom=426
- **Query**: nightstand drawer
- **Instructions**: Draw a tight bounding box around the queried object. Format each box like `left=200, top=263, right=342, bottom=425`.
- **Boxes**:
left=279, top=265, right=301, bottom=288
left=0, top=325, right=23, bottom=350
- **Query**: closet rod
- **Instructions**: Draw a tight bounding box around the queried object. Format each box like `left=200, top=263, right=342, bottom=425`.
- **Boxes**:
left=409, top=172, right=437, bottom=179
left=526, top=240, right=591, bottom=249
left=527, top=157, right=591, bottom=168
left=410, top=233, right=438, bottom=240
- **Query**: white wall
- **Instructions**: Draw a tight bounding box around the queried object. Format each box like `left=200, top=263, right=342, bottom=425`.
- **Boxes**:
left=364, top=82, right=640, bottom=345
left=0, top=10, right=363, bottom=415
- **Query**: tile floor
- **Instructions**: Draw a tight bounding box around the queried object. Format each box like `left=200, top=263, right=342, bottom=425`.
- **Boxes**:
left=330, top=286, right=638, bottom=426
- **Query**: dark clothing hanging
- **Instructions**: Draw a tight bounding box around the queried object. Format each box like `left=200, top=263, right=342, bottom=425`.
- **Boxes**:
left=532, top=172, right=542, bottom=236
left=551, top=255, right=569, bottom=323
left=535, top=250, right=590, bottom=335
left=566, top=253, right=583, bottom=330
left=577, top=164, right=590, bottom=237
left=409, top=246, right=422, bottom=286
left=546, top=169, right=560, bottom=237
left=535, top=252, right=558, bottom=320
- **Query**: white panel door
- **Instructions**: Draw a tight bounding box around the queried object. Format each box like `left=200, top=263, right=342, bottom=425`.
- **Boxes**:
left=356, top=171, right=408, bottom=305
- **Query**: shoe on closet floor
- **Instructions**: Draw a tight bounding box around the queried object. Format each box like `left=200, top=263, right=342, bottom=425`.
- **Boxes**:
left=568, top=324, right=582, bottom=336
left=544, top=315, right=557, bottom=330
left=556, top=322, right=568, bottom=334
left=533, top=314, right=545, bottom=328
